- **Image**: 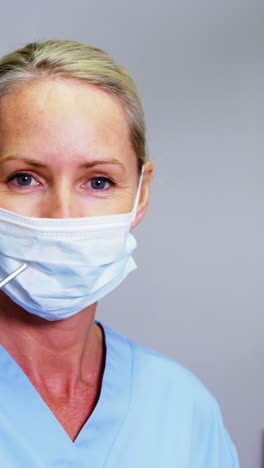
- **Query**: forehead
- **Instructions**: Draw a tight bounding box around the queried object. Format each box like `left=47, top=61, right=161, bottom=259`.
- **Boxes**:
left=0, top=78, right=136, bottom=167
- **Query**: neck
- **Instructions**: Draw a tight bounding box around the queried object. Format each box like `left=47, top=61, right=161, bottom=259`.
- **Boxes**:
left=0, top=291, right=104, bottom=395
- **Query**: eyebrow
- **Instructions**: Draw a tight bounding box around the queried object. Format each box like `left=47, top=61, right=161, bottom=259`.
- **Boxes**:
left=0, top=155, right=125, bottom=169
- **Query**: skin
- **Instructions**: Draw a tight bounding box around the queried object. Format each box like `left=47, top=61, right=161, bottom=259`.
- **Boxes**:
left=0, top=78, right=153, bottom=441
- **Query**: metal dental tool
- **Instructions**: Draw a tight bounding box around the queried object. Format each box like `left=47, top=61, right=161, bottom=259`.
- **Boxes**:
left=0, top=264, right=28, bottom=289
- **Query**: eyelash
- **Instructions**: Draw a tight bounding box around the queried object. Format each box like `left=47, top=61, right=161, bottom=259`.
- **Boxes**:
left=7, top=172, right=116, bottom=191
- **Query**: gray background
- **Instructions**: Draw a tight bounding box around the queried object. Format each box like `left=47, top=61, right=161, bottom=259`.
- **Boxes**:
left=0, top=1, right=262, bottom=467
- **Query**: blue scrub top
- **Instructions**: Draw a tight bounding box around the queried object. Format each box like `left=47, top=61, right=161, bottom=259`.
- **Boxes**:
left=0, top=322, right=239, bottom=467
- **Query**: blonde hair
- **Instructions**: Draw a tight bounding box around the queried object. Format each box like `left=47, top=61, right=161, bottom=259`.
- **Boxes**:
left=0, top=40, right=146, bottom=171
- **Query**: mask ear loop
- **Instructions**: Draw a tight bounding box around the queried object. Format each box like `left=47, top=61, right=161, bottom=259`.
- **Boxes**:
left=0, top=263, right=28, bottom=289
left=131, top=166, right=145, bottom=222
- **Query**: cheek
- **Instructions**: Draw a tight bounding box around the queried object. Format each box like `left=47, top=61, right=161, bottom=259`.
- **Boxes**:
left=79, top=189, right=137, bottom=217
left=0, top=193, right=39, bottom=216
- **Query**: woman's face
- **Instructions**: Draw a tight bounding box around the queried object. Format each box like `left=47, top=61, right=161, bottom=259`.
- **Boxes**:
left=0, top=79, right=150, bottom=221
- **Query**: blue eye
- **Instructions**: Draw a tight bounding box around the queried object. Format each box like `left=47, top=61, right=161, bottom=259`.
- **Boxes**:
left=9, top=173, right=37, bottom=187
left=90, top=177, right=112, bottom=190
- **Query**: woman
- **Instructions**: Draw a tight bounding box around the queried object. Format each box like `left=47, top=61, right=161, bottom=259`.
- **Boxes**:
left=0, top=40, right=239, bottom=467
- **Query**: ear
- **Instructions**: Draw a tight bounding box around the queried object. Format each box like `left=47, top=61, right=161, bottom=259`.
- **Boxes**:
left=131, top=161, right=154, bottom=229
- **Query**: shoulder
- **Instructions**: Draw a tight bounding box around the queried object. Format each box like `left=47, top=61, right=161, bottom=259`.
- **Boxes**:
left=102, top=321, right=217, bottom=403
left=127, top=329, right=214, bottom=403
left=101, top=322, right=239, bottom=467
left=102, top=321, right=223, bottom=414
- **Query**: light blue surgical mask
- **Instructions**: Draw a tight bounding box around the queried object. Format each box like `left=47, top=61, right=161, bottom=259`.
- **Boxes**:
left=0, top=172, right=143, bottom=321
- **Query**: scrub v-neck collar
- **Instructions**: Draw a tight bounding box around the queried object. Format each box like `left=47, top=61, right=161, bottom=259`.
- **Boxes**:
left=0, top=321, right=132, bottom=467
